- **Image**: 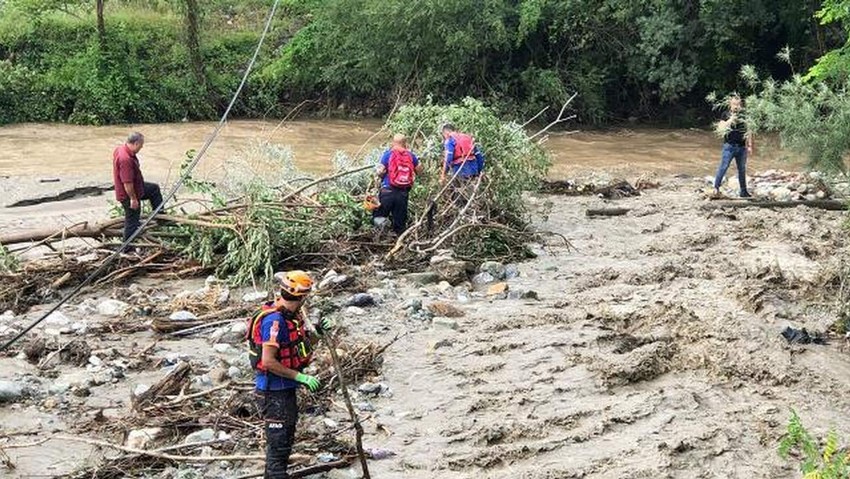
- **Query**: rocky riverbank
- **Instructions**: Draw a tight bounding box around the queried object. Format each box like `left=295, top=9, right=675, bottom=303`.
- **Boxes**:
left=2, top=173, right=850, bottom=478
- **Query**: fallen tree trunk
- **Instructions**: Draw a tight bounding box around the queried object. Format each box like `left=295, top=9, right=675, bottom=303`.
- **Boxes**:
left=700, top=199, right=847, bottom=211
left=586, top=208, right=630, bottom=217
left=0, top=219, right=123, bottom=246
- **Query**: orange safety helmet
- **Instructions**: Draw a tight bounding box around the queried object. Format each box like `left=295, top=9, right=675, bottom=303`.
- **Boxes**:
left=274, top=270, right=313, bottom=297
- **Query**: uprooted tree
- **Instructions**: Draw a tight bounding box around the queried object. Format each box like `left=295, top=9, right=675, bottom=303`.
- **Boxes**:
left=0, top=97, right=564, bottom=310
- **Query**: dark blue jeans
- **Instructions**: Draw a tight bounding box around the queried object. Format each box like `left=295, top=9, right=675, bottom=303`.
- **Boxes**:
left=714, top=143, right=748, bottom=195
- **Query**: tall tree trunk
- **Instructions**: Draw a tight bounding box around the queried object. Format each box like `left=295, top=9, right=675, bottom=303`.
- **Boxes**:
left=184, top=0, right=209, bottom=97
left=96, top=0, right=106, bottom=48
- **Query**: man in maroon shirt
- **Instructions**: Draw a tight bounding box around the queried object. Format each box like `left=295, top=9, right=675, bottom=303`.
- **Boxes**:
left=113, top=132, right=162, bottom=242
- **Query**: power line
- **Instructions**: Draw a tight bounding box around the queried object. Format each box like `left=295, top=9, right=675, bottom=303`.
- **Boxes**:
left=0, top=0, right=281, bottom=353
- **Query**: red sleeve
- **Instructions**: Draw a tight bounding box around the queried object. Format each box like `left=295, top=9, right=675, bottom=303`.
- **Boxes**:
left=116, top=153, right=135, bottom=184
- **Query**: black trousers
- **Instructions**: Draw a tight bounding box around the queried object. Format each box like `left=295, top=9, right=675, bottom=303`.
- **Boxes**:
left=373, top=187, right=410, bottom=235
left=256, top=389, right=298, bottom=479
left=120, top=182, right=163, bottom=242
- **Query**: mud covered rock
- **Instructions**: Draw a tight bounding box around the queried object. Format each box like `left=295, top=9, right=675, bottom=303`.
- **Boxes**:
left=432, top=260, right=473, bottom=285
left=593, top=341, right=675, bottom=386
left=404, top=272, right=440, bottom=286
left=427, top=302, right=465, bottom=318
left=472, top=272, right=496, bottom=286
left=126, top=427, right=164, bottom=450
left=345, top=293, right=375, bottom=307
left=479, top=261, right=507, bottom=280
left=241, top=291, right=268, bottom=303
left=97, top=299, right=129, bottom=317
left=184, top=428, right=215, bottom=444
left=0, top=380, right=24, bottom=403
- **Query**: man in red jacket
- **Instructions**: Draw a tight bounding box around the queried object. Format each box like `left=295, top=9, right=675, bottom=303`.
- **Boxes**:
left=112, top=132, right=162, bottom=242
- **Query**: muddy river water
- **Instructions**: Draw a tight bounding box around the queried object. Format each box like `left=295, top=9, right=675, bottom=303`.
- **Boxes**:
left=0, top=119, right=804, bottom=180
left=0, top=120, right=804, bottom=234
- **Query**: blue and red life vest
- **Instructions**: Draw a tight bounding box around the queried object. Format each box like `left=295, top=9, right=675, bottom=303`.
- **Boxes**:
left=246, top=302, right=313, bottom=372
left=450, top=133, right=475, bottom=164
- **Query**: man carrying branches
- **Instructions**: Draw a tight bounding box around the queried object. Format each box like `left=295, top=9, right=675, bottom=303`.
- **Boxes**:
left=713, top=96, right=753, bottom=198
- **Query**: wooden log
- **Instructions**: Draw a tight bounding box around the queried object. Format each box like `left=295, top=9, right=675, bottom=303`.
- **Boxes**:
left=0, top=219, right=123, bottom=246
left=586, top=208, right=630, bottom=217
left=132, top=362, right=191, bottom=410
left=700, top=199, right=847, bottom=211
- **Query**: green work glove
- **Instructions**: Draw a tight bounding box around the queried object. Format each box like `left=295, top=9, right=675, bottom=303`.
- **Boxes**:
left=295, top=373, right=321, bottom=392
left=315, top=317, right=336, bottom=336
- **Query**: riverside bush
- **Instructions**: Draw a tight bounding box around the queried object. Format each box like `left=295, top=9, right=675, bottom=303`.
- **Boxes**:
left=0, top=5, right=269, bottom=124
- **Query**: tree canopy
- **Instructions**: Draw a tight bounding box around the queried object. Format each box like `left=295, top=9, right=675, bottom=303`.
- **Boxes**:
left=0, top=0, right=842, bottom=125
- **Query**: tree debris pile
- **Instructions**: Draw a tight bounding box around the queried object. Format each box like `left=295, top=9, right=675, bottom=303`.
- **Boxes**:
left=1, top=99, right=563, bottom=305
left=0, top=248, right=200, bottom=314
left=540, top=178, right=650, bottom=199
left=60, top=333, right=389, bottom=479
left=383, top=98, right=558, bottom=263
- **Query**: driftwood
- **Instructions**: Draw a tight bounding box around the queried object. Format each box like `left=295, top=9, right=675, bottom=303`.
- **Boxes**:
left=325, top=332, right=371, bottom=479
left=701, top=199, right=847, bottom=211
left=0, top=219, right=123, bottom=246
left=151, top=306, right=250, bottom=334
left=586, top=208, right=631, bottom=217
left=132, top=362, right=192, bottom=410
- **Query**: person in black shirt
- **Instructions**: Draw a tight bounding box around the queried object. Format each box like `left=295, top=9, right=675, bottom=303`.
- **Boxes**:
left=713, top=96, right=754, bottom=197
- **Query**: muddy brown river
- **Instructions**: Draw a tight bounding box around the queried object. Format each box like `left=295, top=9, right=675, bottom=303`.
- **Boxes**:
left=0, top=120, right=804, bottom=235
left=0, top=120, right=803, bottom=180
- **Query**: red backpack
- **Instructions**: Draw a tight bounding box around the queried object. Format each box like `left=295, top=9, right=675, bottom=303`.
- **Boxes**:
left=387, top=148, right=415, bottom=188
left=450, top=133, right=475, bottom=164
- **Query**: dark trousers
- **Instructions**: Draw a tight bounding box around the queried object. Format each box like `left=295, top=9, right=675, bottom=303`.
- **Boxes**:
left=373, top=187, right=410, bottom=235
left=257, top=389, right=298, bottom=479
left=120, top=182, right=163, bottom=242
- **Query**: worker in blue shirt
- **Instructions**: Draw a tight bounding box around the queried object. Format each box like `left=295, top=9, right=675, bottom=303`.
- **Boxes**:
left=440, top=123, right=485, bottom=183
left=373, top=133, right=422, bottom=235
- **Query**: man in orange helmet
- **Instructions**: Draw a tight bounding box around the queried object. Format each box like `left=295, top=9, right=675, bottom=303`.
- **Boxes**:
left=247, top=271, right=330, bottom=479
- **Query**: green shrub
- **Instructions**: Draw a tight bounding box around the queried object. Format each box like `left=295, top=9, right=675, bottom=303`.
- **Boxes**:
left=780, top=410, right=850, bottom=479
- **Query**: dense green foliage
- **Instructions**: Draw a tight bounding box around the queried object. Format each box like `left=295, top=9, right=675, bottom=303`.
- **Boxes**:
left=265, top=0, right=835, bottom=124
left=0, top=0, right=288, bottom=124
left=387, top=97, right=548, bottom=222
left=0, top=0, right=839, bottom=125
left=742, top=68, right=850, bottom=171
left=807, top=0, right=850, bottom=81
left=161, top=146, right=372, bottom=284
